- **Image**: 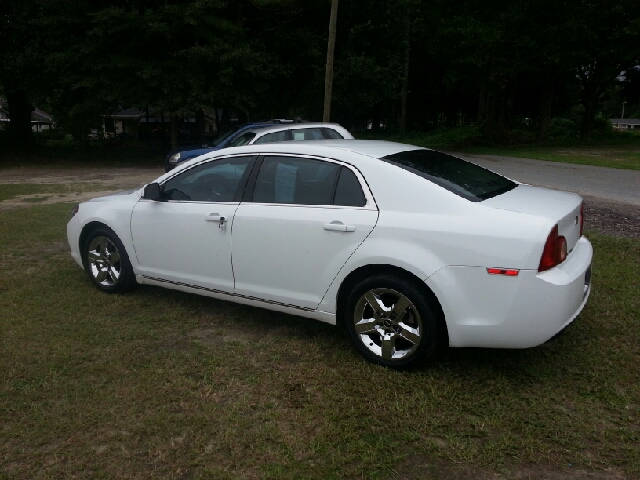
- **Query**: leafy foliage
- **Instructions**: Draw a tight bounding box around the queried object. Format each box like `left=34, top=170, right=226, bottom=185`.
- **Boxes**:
left=1, top=0, right=639, bottom=143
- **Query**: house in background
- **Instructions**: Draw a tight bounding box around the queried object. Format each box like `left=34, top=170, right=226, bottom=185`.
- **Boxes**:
left=610, top=118, right=640, bottom=130
left=0, top=98, right=55, bottom=132
left=102, top=108, right=218, bottom=143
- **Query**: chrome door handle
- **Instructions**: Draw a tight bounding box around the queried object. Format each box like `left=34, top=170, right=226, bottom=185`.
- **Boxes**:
left=206, top=213, right=226, bottom=223
left=324, top=223, right=355, bottom=232
left=206, top=213, right=226, bottom=230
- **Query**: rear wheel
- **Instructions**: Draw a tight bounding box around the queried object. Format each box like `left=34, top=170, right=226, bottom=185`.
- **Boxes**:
left=344, top=275, right=443, bottom=368
left=83, top=227, right=137, bottom=293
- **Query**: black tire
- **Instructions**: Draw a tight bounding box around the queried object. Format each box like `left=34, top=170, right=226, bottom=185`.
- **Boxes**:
left=344, top=274, right=444, bottom=369
left=83, top=226, right=137, bottom=293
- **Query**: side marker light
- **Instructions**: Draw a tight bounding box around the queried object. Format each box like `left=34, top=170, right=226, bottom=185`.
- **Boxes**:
left=487, top=268, right=519, bottom=276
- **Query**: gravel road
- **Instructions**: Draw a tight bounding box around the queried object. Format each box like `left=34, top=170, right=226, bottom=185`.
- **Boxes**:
left=453, top=153, right=640, bottom=207
left=452, top=153, right=640, bottom=239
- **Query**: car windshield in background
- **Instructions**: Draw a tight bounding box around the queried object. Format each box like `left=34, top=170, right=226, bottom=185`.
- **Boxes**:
left=210, top=127, right=242, bottom=147
left=228, top=132, right=256, bottom=147
left=382, top=150, right=516, bottom=201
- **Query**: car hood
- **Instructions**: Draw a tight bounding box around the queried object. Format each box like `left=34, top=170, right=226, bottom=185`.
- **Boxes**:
left=86, top=189, right=140, bottom=202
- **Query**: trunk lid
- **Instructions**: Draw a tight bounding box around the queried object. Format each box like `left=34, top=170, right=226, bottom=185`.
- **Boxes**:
left=482, top=184, right=583, bottom=252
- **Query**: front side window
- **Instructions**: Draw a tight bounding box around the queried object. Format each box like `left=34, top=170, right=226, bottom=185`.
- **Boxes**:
left=382, top=150, right=516, bottom=201
left=163, top=156, right=252, bottom=202
left=252, top=156, right=340, bottom=205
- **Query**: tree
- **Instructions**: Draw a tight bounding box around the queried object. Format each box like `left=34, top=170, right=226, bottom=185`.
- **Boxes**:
left=323, top=0, right=339, bottom=121
left=567, top=0, right=640, bottom=139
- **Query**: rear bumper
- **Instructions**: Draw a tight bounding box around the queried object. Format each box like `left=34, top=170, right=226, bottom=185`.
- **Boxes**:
left=428, top=236, right=593, bottom=348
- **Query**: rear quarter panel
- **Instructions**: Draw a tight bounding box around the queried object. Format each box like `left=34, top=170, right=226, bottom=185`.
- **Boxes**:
left=318, top=158, right=554, bottom=314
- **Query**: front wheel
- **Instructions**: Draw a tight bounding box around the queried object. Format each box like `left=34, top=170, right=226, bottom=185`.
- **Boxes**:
left=344, top=275, right=444, bottom=368
left=83, top=227, right=137, bottom=293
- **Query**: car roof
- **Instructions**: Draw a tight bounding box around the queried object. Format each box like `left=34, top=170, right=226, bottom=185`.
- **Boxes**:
left=208, top=140, right=426, bottom=166
left=243, top=123, right=350, bottom=135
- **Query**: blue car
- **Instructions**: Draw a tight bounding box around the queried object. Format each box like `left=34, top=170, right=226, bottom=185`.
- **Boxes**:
left=164, top=120, right=353, bottom=172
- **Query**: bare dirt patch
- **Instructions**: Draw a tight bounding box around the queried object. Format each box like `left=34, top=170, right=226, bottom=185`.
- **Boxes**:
left=584, top=197, right=640, bottom=240
left=391, top=456, right=628, bottom=480
left=0, top=166, right=161, bottom=210
left=0, top=191, right=122, bottom=210
left=0, top=167, right=160, bottom=188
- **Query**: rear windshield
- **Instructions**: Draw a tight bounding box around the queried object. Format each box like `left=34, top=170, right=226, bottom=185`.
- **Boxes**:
left=382, top=150, right=516, bottom=201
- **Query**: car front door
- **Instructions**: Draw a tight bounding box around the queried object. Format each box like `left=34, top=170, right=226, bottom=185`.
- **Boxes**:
left=130, top=155, right=254, bottom=292
left=231, top=155, right=378, bottom=310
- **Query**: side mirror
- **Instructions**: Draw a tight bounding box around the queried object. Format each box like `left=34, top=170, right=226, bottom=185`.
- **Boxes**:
left=143, top=183, right=162, bottom=201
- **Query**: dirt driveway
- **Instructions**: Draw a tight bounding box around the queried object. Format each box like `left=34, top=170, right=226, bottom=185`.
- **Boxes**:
left=0, top=167, right=162, bottom=209
left=1, top=164, right=638, bottom=239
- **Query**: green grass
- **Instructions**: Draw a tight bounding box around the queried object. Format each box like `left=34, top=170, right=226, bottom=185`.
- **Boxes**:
left=1, top=201, right=639, bottom=478
left=0, top=183, right=119, bottom=202
left=356, top=126, right=479, bottom=150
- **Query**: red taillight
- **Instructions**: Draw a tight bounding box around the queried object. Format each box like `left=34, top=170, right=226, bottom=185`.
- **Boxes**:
left=579, top=202, right=584, bottom=237
left=539, top=225, right=567, bottom=272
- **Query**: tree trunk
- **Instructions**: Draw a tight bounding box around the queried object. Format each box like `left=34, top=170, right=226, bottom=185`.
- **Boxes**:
left=580, top=89, right=598, bottom=140
left=5, top=89, right=34, bottom=147
left=537, top=71, right=554, bottom=141
left=390, top=100, right=397, bottom=130
left=171, top=115, right=179, bottom=150
left=499, top=79, right=517, bottom=131
left=195, top=109, right=205, bottom=145
left=371, top=104, right=381, bottom=133
left=399, top=41, right=410, bottom=135
left=160, top=111, right=166, bottom=147
left=482, top=92, right=500, bottom=137
left=477, top=85, right=487, bottom=123
left=323, top=0, right=339, bottom=122
left=477, top=62, right=492, bottom=124
left=145, top=106, right=151, bottom=147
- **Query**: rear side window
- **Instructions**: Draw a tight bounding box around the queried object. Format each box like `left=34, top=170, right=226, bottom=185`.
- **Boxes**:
left=334, top=167, right=366, bottom=207
left=322, top=128, right=344, bottom=139
left=252, top=156, right=339, bottom=205
left=291, top=128, right=325, bottom=140
left=382, top=150, right=516, bottom=201
left=254, top=130, right=288, bottom=144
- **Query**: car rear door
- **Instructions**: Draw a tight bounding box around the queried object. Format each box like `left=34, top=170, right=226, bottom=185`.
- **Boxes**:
left=231, top=154, right=378, bottom=310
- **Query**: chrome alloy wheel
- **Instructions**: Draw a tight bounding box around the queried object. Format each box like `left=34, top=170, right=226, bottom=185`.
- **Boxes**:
left=353, top=288, right=422, bottom=361
left=87, top=236, right=122, bottom=287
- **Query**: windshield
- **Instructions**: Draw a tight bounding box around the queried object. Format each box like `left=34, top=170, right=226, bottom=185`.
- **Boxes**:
left=210, top=126, right=242, bottom=147
left=382, top=150, right=516, bottom=201
left=228, top=131, right=256, bottom=147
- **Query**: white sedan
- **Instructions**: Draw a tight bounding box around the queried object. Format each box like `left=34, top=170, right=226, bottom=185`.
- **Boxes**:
left=67, top=140, right=592, bottom=368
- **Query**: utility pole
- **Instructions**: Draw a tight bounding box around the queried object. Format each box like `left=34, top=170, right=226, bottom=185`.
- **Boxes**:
left=323, top=0, right=339, bottom=122
left=622, top=101, right=626, bottom=120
